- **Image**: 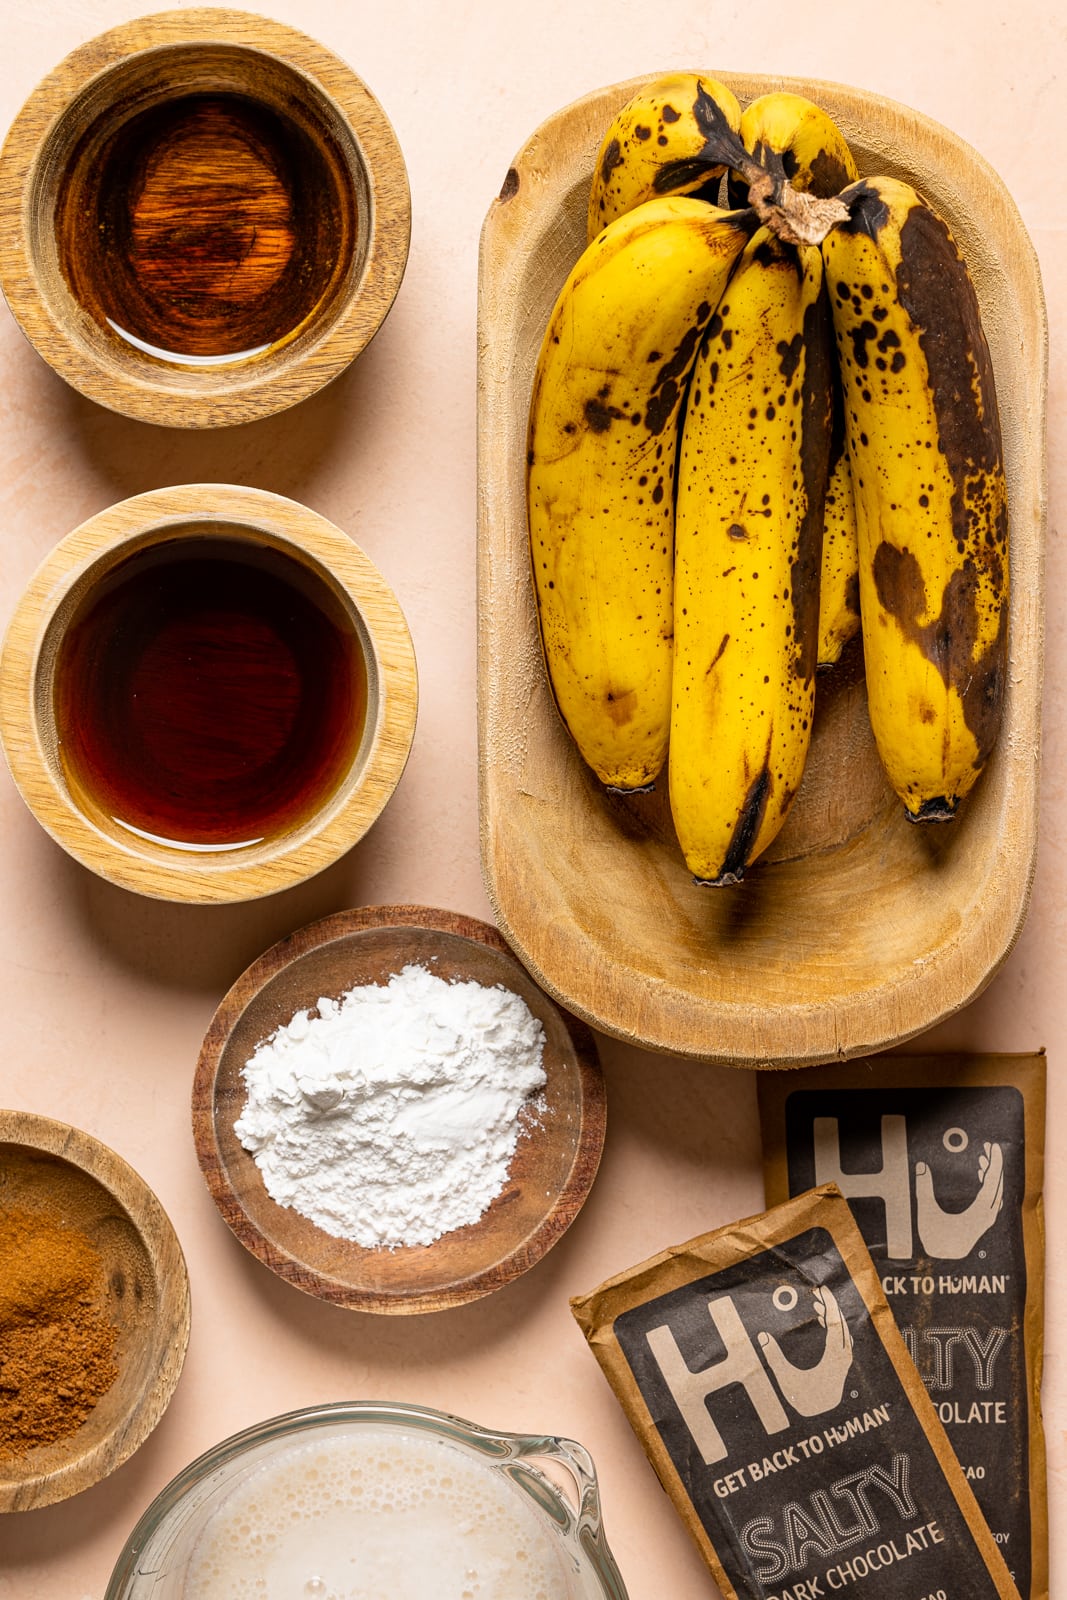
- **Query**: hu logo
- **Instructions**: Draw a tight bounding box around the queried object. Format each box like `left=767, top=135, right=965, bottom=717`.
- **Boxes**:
left=812, top=1117, right=1004, bottom=1261
left=646, top=1286, right=853, bottom=1466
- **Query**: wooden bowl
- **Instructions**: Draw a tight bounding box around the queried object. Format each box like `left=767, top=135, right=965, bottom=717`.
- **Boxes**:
left=0, top=9, right=410, bottom=428
left=0, top=484, right=417, bottom=904
left=0, top=1110, right=190, bottom=1512
left=192, top=906, right=606, bottom=1312
left=477, top=73, right=1046, bottom=1068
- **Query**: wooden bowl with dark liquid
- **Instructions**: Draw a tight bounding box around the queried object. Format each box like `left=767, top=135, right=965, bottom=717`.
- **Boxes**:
left=0, top=485, right=418, bottom=903
left=0, top=9, right=411, bottom=427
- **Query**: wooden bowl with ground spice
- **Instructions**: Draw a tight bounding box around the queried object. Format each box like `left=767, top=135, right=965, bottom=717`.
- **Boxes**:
left=0, top=1110, right=190, bottom=1511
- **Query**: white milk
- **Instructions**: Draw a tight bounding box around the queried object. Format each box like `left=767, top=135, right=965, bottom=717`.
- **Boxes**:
left=182, top=1425, right=574, bottom=1598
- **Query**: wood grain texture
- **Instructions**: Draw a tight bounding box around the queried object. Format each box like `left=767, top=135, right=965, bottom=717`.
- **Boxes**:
left=191, top=905, right=606, bottom=1314
left=0, top=1110, right=190, bottom=1513
left=0, top=8, right=411, bottom=428
left=477, top=73, right=1047, bottom=1068
left=0, top=485, right=418, bottom=904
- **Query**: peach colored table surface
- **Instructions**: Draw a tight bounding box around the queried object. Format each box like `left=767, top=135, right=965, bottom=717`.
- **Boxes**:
left=0, top=2, right=1063, bottom=1597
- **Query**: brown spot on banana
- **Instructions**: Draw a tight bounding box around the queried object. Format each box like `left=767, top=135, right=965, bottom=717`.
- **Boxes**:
left=650, top=80, right=749, bottom=192
left=872, top=542, right=1007, bottom=769
left=708, top=634, right=730, bottom=672
left=645, top=314, right=714, bottom=433
left=817, top=340, right=861, bottom=670
left=695, top=761, right=773, bottom=887
left=599, top=139, right=623, bottom=183
left=807, top=147, right=854, bottom=198
left=777, top=333, right=803, bottom=380
left=793, top=286, right=834, bottom=682
left=584, top=395, right=625, bottom=432
left=832, top=179, right=890, bottom=240
left=603, top=685, right=639, bottom=725
left=896, top=203, right=1003, bottom=488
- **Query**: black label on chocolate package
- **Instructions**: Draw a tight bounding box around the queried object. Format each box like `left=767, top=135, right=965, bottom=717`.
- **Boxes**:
left=776, top=1084, right=1029, bottom=1595
left=613, top=1224, right=1005, bottom=1599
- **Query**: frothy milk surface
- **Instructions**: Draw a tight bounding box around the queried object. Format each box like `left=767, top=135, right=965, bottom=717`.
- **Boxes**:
left=183, top=1425, right=574, bottom=1598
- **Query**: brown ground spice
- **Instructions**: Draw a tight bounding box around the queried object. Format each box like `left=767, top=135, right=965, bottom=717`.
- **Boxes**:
left=0, top=1206, right=118, bottom=1458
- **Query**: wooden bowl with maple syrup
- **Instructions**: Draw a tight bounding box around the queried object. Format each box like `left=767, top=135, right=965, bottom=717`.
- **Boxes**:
left=0, top=9, right=411, bottom=428
left=0, top=484, right=418, bottom=903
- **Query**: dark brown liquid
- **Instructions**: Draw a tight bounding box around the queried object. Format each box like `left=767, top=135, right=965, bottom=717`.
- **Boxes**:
left=55, top=540, right=367, bottom=851
left=55, top=92, right=355, bottom=362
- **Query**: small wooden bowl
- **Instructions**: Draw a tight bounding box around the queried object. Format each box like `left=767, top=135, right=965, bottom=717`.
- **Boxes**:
left=478, top=73, right=1046, bottom=1067
left=0, top=484, right=417, bottom=904
left=192, top=906, right=606, bottom=1313
left=0, top=9, right=410, bottom=428
left=0, top=1110, right=190, bottom=1512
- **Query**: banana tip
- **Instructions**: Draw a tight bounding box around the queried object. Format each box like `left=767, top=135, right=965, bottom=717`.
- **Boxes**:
left=693, top=869, right=744, bottom=888
left=907, top=797, right=959, bottom=824
left=604, top=781, right=655, bottom=795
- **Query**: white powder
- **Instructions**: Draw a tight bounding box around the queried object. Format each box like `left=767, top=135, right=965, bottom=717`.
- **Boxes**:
left=234, top=962, right=547, bottom=1248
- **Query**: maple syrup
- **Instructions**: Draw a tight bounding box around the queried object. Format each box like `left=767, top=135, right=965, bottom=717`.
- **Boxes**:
left=55, top=92, right=355, bottom=363
left=54, top=539, right=367, bottom=851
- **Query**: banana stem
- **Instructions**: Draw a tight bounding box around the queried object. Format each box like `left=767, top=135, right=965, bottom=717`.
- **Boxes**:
left=675, top=108, right=848, bottom=246
left=747, top=171, right=850, bottom=247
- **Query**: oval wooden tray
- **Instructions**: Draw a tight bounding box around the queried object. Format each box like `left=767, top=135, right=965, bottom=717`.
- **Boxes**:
left=476, top=73, right=1046, bottom=1067
left=192, top=905, right=606, bottom=1312
left=0, top=1111, right=190, bottom=1511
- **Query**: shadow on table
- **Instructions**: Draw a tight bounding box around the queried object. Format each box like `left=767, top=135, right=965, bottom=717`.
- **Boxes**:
left=216, top=1169, right=586, bottom=1368
left=49, top=305, right=400, bottom=511
left=39, top=774, right=415, bottom=999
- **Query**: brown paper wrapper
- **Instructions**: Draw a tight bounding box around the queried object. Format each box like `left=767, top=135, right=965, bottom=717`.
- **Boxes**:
left=758, top=1052, right=1047, bottom=1600
left=572, top=1185, right=1020, bottom=1600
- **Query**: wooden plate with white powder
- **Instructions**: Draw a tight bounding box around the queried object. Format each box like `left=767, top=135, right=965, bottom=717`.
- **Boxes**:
left=191, top=905, right=605, bottom=1312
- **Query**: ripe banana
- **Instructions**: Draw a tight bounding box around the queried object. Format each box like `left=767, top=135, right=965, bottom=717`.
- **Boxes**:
left=817, top=365, right=861, bottom=668
left=729, top=91, right=858, bottom=207
left=528, top=196, right=757, bottom=791
left=822, top=176, right=1008, bottom=820
left=587, top=72, right=742, bottom=242
left=670, top=228, right=833, bottom=883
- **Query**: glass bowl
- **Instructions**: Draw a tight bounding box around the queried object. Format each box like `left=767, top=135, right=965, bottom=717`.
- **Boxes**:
left=104, top=1401, right=628, bottom=1599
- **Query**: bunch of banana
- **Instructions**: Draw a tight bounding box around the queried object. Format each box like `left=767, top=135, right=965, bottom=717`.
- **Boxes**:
left=527, top=195, right=757, bottom=791
left=527, top=75, right=1008, bottom=882
left=586, top=73, right=742, bottom=242
left=670, top=229, right=832, bottom=883
left=822, top=176, right=1008, bottom=819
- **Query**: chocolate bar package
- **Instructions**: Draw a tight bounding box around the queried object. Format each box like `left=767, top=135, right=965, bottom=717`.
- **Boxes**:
left=758, top=1053, right=1046, bottom=1600
left=572, top=1185, right=1020, bottom=1600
